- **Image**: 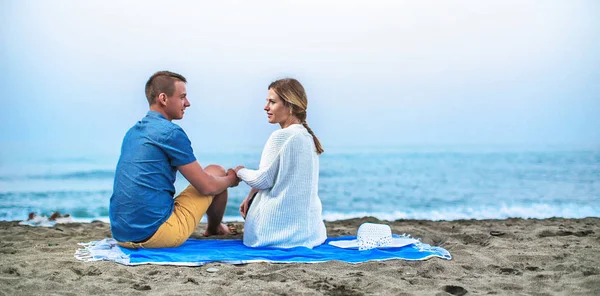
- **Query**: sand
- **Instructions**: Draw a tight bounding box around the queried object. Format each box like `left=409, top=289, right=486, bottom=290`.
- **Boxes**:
left=1, top=217, right=599, bottom=295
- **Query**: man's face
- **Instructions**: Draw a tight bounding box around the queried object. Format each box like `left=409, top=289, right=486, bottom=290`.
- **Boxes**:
left=164, top=81, right=190, bottom=120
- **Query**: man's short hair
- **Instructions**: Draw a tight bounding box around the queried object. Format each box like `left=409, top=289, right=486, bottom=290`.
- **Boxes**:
left=145, top=71, right=187, bottom=105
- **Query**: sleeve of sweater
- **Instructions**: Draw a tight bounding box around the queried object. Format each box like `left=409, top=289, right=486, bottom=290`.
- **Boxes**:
left=236, top=132, right=298, bottom=190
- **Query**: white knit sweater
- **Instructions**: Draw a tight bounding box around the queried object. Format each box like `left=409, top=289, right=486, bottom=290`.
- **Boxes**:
left=236, top=124, right=327, bottom=248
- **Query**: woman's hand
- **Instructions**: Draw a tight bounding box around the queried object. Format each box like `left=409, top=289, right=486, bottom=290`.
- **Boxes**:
left=239, top=188, right=257, bottom=219
left=239, top=195, right=251, bottom=219
left=233, top=165, right=245, bottom=174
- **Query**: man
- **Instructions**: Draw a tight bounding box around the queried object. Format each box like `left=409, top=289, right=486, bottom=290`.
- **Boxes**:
left=109, top=71, right=239, bottom=249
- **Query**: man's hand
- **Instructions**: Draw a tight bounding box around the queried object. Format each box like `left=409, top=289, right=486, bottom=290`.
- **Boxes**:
left=226, top=168, right=241, bottom=187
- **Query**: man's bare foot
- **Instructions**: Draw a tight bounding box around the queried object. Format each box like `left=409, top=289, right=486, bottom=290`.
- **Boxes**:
left=204, top=223, right=232, bottom=236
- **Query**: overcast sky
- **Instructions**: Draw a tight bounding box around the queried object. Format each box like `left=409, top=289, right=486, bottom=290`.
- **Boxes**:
left=1, top=0, right=599, bottom=158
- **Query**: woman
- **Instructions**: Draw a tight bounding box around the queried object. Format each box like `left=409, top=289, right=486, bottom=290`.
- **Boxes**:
left=234, top=78, right=327, bottom=248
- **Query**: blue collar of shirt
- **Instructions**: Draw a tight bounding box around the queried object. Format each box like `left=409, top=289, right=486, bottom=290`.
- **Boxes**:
left=146, top=110, right=168, bottom=121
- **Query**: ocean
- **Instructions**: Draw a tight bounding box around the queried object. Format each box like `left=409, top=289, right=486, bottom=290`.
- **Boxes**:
left=1, top=146, right=599, bottom=222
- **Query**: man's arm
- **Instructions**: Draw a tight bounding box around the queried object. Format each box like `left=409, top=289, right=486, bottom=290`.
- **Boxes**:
left=178, top=161, right=239, bottom=196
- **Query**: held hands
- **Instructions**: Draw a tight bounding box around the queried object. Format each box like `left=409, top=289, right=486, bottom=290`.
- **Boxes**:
left=226, top=165, right=245, bottom=187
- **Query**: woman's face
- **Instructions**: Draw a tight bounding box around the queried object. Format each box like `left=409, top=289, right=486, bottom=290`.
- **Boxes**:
left=264, top=88, right=292, bottom=126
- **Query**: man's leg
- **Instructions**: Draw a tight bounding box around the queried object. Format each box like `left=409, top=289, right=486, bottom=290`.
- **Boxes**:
left=117, top=164, right=232, bottom=249
left=203, top=165, right=231, bottom=236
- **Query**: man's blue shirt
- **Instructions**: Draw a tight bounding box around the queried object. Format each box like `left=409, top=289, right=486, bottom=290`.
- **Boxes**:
left=109, top=111, right=196, bottom=242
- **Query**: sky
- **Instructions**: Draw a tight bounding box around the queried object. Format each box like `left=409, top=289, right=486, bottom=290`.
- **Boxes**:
left=1, top=0, right=599, bottom=158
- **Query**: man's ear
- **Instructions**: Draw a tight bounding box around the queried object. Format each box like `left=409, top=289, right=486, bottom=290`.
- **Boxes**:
left=158, top=93, right=168, bottom=106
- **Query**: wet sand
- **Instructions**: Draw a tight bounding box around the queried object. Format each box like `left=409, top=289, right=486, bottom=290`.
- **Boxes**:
left=1, top=217, right=599, bottom=295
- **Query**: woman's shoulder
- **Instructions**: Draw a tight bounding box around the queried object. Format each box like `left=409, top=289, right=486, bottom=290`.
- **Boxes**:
left=268, top=126, right=315, bottom=156
left=269, top=125, right=306, bottom=141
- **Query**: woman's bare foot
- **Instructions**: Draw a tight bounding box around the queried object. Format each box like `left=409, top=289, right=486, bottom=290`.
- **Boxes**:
left=204, top=223, right=232, bottom=236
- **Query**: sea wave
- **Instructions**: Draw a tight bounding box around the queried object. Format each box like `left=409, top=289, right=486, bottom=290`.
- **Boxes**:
left=2, top=149, right=598, bottom=223
left=320, top=203, right=600, bottom=221
left=0, top=170, right=115, bottom=181
left=0, top=190, right=112, bottom=199
left=2, top=203, right=597, bottom=224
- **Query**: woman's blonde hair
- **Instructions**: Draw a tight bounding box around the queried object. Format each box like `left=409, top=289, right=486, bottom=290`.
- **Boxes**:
left=268, top=78, right=324, bottom=155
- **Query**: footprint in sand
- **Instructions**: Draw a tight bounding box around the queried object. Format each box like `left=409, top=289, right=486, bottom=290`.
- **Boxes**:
left=538, top=229, right=594, bottom=238
left=2, top=267, right=21, bottom=276
left=132, top=283, right=151, bottom=291
left=442, top=285, right=468, bottom=296
left=499, top=267, right=523, bottom=276
left=184, top=277, right=199, bottom=285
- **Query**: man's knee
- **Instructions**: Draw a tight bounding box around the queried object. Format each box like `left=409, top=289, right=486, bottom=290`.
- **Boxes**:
left=205, top=164, right=226, bottom=177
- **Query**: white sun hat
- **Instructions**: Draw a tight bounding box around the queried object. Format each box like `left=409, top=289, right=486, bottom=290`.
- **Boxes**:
left=328, top=223, right=418, bottom=251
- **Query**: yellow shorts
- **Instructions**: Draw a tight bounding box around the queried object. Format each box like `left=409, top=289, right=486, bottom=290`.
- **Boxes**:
left=118, top=185, right=213, bottom=249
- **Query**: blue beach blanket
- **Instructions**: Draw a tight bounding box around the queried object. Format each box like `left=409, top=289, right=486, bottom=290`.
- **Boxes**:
left=75, top=235, right=451, bottom=266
